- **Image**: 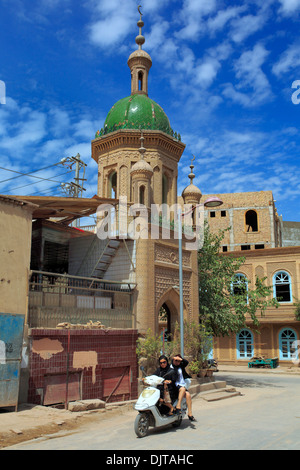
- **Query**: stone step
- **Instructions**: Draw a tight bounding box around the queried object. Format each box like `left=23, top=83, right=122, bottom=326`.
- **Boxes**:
left=189, top=380, right=227, bottom=396
left=189, top=379, right=242, bottom=402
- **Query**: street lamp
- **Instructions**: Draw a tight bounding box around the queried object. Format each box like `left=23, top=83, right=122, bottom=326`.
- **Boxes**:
left=177, top=196, right=223, bottom=356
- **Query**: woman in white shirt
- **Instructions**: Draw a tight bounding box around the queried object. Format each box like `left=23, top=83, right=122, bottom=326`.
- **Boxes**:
left=171, top=354, right=196, bottom=422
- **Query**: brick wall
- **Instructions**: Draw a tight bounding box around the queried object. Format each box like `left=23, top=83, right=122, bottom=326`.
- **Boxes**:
left=203, top=191, right=279, bottom=251
left=27, top=328, right=138, bottom=406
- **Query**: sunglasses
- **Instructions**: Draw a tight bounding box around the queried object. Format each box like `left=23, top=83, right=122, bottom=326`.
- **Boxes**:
left=160, top=360, right=167, bottom=364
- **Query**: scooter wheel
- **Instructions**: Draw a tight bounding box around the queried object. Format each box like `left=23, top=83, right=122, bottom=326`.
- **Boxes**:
left=172, top=416, right=182, bottom=428
left=134, top=412, right=150, bottom=438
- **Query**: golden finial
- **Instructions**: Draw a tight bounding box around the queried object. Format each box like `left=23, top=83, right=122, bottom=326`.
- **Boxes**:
left=189, top=156, right=196, bottom=183
left=136, top=5, right=145, bottom=49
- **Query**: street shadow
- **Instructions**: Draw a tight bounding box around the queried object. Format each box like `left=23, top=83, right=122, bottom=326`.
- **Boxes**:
left=217, top=374, right=284, bottom=389
left=143, top=417, right=197, bottom=439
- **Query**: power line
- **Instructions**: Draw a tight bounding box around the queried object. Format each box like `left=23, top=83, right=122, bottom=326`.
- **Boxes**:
left=0, top=162, right=63, bottom=184
left=12, top=170, right=73, bottom=191
left=26, top=184, right=63, bottom=197
left=0, top=166, right=73, bottom=188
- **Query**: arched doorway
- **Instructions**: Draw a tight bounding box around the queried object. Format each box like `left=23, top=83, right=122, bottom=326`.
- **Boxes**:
left=159, top=303, right=171, bottom=342
left=156, top=288, right=187, bottom=342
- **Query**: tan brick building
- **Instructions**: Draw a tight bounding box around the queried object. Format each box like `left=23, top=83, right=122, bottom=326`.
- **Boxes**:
left=203, top=191, right=299, bottom=366
left=212, top=247, right=300, bottom=366
left=203, top=190, right=282, bottom=252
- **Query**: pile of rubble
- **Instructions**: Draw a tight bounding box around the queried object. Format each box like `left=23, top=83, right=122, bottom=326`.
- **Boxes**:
left=56, top=320, right=111, bottom=330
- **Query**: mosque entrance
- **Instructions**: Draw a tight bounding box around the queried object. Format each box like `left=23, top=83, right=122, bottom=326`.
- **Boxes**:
left=157, top=291, right=182, bottom=344
left=159, top=303, right=171, bottom=342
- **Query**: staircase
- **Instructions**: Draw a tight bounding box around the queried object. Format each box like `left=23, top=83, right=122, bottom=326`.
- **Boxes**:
left=76, top=237, right=120, bottom=279
left=90, top=239, right=120, bottom=279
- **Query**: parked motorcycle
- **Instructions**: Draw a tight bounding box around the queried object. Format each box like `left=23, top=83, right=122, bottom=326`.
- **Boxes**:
left=207, top=358, right=218, bottom=371
left=134, top=374, right=190, bottom=438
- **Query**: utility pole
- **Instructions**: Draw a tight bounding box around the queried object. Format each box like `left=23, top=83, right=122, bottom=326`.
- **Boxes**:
left=60, top=154, right=87, bottom=227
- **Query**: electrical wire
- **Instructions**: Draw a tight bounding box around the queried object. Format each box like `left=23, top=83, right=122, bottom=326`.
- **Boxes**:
left=0, top=166, right=74, bottom=188
left=26, top=184, right=63, bottom=197
left=0, top=162, right=63, bottom=184
left=12, top=170, right=73, bottom=191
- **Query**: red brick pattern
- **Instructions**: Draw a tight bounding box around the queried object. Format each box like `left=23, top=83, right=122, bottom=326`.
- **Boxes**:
left=27, top=329, right=138, bottom=405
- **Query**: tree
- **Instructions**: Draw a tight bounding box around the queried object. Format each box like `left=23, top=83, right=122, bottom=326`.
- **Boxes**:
left=198, top=223, right=279, bottom=337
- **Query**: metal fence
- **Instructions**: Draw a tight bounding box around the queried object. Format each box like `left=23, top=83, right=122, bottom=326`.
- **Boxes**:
left=28, top=271, right=135, bottom=329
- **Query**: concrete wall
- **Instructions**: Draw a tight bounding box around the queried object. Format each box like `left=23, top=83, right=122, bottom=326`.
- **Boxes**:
left=0, top=196, right=35, bottom=318
left=282, top=221, right=300, bottom=247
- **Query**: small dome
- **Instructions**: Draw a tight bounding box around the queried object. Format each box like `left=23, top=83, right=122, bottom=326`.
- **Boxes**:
left=182, top=184, right=202, bottom=198
left=182, top=159, right=202, bottom=203
left=128, top=49, right=152, bottom=64
left=131, top=159, right=153, bottom=176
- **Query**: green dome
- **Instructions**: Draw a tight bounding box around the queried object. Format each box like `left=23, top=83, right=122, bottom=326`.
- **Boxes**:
left=95, top=94, right=181, bottom=140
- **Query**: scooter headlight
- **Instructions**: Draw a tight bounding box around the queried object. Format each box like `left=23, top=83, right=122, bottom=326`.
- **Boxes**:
left=141, top=389, right=156, bottom=398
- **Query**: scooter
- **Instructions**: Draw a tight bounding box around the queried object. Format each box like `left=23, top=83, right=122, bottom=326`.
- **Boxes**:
left=134, top=374, right=190, bottom=438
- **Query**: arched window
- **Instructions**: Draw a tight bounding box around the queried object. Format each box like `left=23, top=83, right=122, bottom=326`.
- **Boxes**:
left=139, top=185, right=145, bottom=205
left=245, top=210, right=258, bottom=232
left=273, top=271, right=292, bottom=303
left=232, top=273, right=248, bottom=296
left=162, top=174, right=168, bottom=204
left=237, top=329, right=254, bottom=359
left=138, top=71, right=144, bottom=91
left=279, top=328, right=297, bottom=360
left=108, top=171, right=117, bottom=198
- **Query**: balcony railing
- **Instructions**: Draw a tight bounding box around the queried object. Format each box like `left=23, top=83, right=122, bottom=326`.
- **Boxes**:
left=28, top=270, right=135, bottom=329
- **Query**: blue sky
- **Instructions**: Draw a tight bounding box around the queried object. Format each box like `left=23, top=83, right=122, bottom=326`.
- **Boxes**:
left=0, top=0, right=300, bottom=222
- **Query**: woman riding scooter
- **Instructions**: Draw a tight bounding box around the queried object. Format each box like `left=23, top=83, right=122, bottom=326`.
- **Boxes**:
left=153, top=355, right=177, bottom=415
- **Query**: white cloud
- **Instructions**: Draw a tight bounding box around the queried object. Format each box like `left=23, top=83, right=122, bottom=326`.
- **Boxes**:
left=0, top=96, right=99, bottom=197
left=194, top=59, right=221, bottom=88
left=223, top=44, right=272, bottom=107
left=49, top=107, right=71, bottom=138
left=207, top=5, right=247, bottom=34
left=146, top=21, right=170, bottom=51
left=272, top=43, right=300, bottom=76
left=178, top=125, right=300, bottom=212
left=230, top=12, right=268, bottom=43
left=278, top=0, right=300, bottom=15
left=175, top=0, right=217, bottom=40
left=87, top=0, right=136, bottom=48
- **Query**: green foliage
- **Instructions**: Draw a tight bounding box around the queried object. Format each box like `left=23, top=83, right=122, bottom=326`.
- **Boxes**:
left=172, top=320, right=212, bottom=367
left=136, top=321, right=213, bottom=374
left=294, top=300, right=300, bottom=321
left=198, top=222, right=279, bottom=337
left=189, top=360, right=201, bottom=374
left=136, top=329, right=163, bottom=374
